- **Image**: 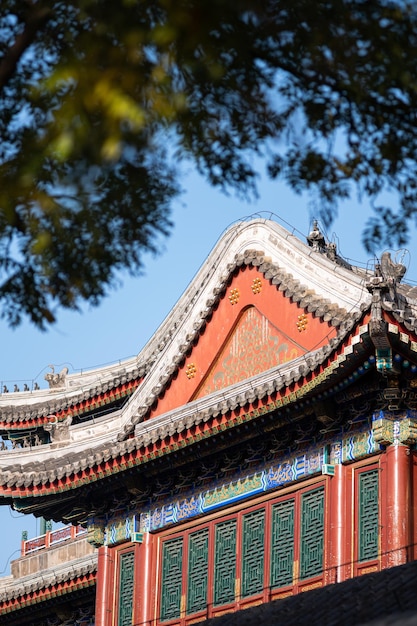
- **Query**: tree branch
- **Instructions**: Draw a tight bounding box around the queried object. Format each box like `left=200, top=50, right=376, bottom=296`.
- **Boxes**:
left=0, top=3, right=52, bottom=93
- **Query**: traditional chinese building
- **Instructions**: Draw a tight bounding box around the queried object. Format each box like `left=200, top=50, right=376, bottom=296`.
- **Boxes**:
left=0, top=218, right=417, bottom=625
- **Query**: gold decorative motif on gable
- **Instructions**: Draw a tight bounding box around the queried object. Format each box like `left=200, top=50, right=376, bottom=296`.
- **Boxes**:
left=228, top=288, right=240, bottom=305
left=185, top=363, right=197, bottom=379
left=296, top=313, right=308, bottom=332
left=251, top=278, right=263, bottom=294
left=194, top=306, right=304, bottom=399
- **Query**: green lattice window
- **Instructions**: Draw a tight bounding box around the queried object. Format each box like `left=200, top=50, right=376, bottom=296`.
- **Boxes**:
left=187, top=528, right=209, bottom=615
left=270, top=499, right=295, bottom=588
left=160, top=537, right=183, bottom=622
left=118, top=551, right=135, bottom=626
left=213, top=519, right=237, bottom=606
left=358, top=469, right=379, bottom=562
left=241, top=509, right=265, bottom=598
left=300, top=487, right=324, bottom=580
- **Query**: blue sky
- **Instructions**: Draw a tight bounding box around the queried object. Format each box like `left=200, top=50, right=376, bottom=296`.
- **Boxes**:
left=0, top=169, right=416, bottom=575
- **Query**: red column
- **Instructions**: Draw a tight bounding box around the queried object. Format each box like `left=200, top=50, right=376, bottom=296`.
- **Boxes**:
left=328, top=464, right=352, bottom=584
left=95, top=546, right=115, bottom=626
left=412, top=451, right=417, bottom=561
left=335, top=464, right=350, bottom=582
left=382, top=444, right=411, bottom=568
left=135, top=533, right=154, bottom=626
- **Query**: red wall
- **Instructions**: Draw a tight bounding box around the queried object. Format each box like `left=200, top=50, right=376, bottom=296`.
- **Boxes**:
left=150, top=266, right=337, bottom=418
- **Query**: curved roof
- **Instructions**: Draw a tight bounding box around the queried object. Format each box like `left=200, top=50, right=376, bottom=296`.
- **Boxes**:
left=0, top=218, right=416, bottom=520
left=0, top=219, right=368, bottom=426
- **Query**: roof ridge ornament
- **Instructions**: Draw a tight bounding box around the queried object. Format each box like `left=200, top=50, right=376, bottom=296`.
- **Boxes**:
left=307, top=220, right=352, bottom=269
left=365, top=253, right=406, bottom=375
left=380, top=251, right=406, bottom=292
left=44, top=414, right=72, bottom=447
left=45, top=364, right=68, bottom=390
left=366, top=252, right=407, bottom=313
left=307, top=220, right=326, bottom=253
left=366, top=262, right=391, bottom=371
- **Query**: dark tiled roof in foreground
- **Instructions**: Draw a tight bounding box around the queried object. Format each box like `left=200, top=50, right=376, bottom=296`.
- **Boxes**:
left=197, top=562, right=417, bottom=626
left=199, top=561, right=417, bottom=626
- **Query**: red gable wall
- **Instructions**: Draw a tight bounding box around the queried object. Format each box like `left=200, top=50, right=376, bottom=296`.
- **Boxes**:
left=149, top=266, right=337, bottom=418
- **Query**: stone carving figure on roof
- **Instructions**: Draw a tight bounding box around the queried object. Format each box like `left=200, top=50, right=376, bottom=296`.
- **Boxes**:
left=380, top=251, right=406, bottom=286
left=307, top=220, right=326, bottom=252
left=44, top=415, right=72, bottom=446
left=44, top=365, right=69, bottom=389
left=366, top=261, right=390, bottom=348
left=307, top=222, right=352, bottom=269
left=367, top=252, right=407, bottom=313
left=326, top=241, right=337, bottom=261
